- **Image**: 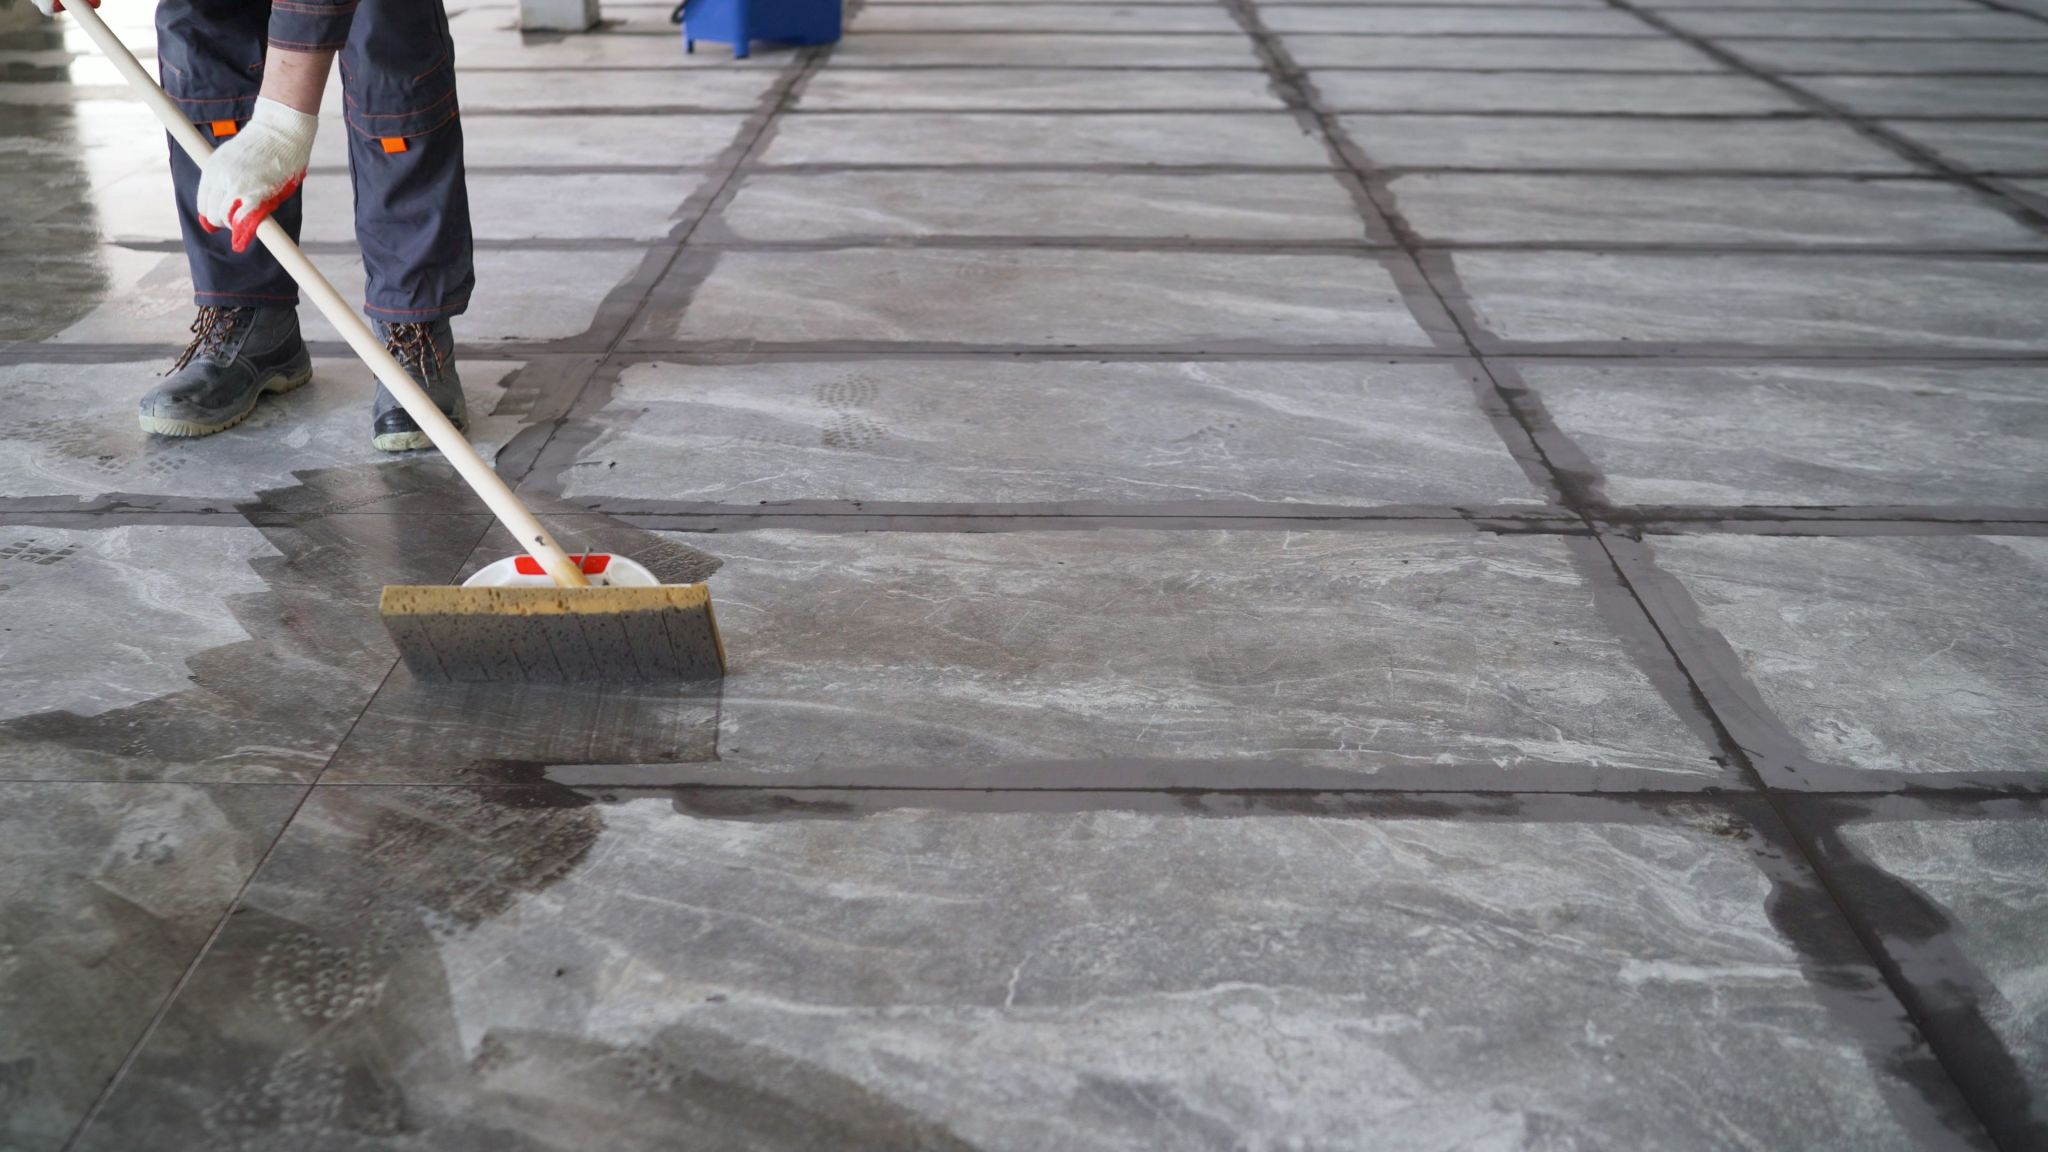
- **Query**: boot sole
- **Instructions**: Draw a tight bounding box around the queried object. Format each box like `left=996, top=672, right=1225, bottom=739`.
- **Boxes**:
left=373, top=411, right=470, bottom=454
left=137, top=365, right=313, bottom=438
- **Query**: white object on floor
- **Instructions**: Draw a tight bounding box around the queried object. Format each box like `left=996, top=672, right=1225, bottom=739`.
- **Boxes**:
left=519, top=0, right=602, bottom=31
left=463, top=553, right=659, bottom=588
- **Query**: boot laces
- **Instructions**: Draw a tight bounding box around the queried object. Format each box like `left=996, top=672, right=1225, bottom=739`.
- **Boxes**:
left=170, top=306, right=245, bottom=373
left=383, top=323, right=446, bottom=386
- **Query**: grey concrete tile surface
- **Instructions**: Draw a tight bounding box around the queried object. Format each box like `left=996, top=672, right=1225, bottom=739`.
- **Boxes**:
left=1283, top=34, right=1724, bottom=71
left=1652, top=534, right=2048, bottom=781
left=311, top=114, right=752, bottom=170
left=0, top=359, right=525, bottom=502
left=827, top=31, right=1263, bottom=67
left=1310, top=70, right=1799, bottom=114
left=1527, top=363, right=2048, bottom=507
left=1389, top=174, right=2044, bottom=247
left=759, top=111, right=1332, bottom=166
left=0, top=782, right=301, bottom=1152
left=1824, top=797, right=2048, bottom=1150
left=0, top=512, right=485, bottom=782
left=652, top=249, right=1431, bottom=346
left=1452, top=252, right=2048, bottom=349
left=850, top=3, right=1244, bottom=33
left=1341, top=115, right=1917, bottom=172
left=794, top=67, right=1285, bottom=110
left=1259, top=7, right=1656, bottom=35
left=44, top=248, right=646, bottom=347
left=1660, top=11, right=2048, bottom=38
left=1800, top=76, right=2048, bottom=118
left=716, top=171, right=1366, bottom=240
left=1722, top=38, right=2048, bottom=75
left=73, top=788, right=1968, bottom=1151
left=454, top=68, right=784, bottom=111
left=543, top=359, right=1540, bottom=506
left=1882, top=120, right=2048, bottom=174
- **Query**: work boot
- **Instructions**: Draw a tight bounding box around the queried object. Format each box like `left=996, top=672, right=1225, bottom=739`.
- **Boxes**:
left=370, top=319, right=468, bottom=453
left=137, top=305, right=312, bottom=437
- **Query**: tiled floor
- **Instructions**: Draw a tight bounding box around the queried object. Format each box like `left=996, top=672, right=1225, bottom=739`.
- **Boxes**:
left=2, top=0, right=2045, bottom=1149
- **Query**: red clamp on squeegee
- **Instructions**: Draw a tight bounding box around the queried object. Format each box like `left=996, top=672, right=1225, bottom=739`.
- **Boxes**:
left=513, top=553, right=612, bottom=577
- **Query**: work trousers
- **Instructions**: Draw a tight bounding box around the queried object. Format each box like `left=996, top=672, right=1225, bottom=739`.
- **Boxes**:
left=156, top=0, right=475, bottom=320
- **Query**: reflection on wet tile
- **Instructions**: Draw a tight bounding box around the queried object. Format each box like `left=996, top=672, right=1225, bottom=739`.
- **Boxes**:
left=656, top=249, right=1428, bottom=347
left=0, top=511, right=486, bottom=782
left=78, top=789, right=1957, bottom=1151
left=829, top=32, right=1261, bottom=67
left=1263, top=7, right=1653, bottom=35
left=1653, top=535, right=2048, bottom=781
left=760, top=111, right=1331, bottom=167
left=0, top=782, right=300, bottom=1152
left=1342, top=116, right=1916, bottom=172
left=1390, top=175, right=2043, bottom=247
left=852, top=4, right=1241, bottom=33
left=1285, top=34, right=1721, bottom=71
left=718, top=171, right=1364, bottom=240
left=1529, top=364, right=2048, bottom=507
left=0, top=359, right=524, bottom=501
left=549, top=359, right=1537, bottom=506
left=45, top=249, right=645, bottom=347
left=1801, top=76, right=2048, bottom=119
left=795, top=68, right=1283, bottom=111
left=1881, top=120, right=2048, bottom=175
left=1825, top=797, right=2048, bottom=1149
left=1312, top=72, right=1797, bottom=115
left=1454, top=253, right=2048, bottom=349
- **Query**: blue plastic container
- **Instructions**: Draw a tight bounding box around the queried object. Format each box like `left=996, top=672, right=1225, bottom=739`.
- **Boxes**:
left=680, top=0, right=841, bottom=59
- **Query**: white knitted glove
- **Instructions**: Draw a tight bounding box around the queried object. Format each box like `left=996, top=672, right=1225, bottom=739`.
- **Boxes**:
left=197, top=96, right=318, bottom=253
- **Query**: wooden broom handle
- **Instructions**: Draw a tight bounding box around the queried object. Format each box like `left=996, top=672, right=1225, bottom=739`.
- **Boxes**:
left=68, top=3, right=592, bottom=589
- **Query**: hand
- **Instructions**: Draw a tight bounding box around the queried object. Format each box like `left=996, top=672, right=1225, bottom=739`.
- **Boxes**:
left=31, top=0, right=100, bottom=15
left=197, top=96, right=318, bottom=254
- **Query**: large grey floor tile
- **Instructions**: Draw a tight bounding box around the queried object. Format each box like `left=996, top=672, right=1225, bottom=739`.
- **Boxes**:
left=794, top=68, right=1283, bottom=110
left=1311, top=71, right=1797, bottom=114
left=651, top=249, right=1430, bottom=347
left=1528, top=364, right=2048, bottom=507
left=829, top=32, right=1262, bottom=67
left=1817, top=797, right=2048, bottom=1150
left=1260, top=7, right=1655, bottom=35
left=1342, top=115, right=1916, bottom=172
left=455, top=68, right=783, bottom=111
left=1670, top=11, right=2048, bottom=38
left=1453, top=252, right=2048, bottom=349
left=310, top=114, right=752, bottom=170
left=544, top=359, right=1539, bottom=506
left=1653, top=534, right=2048, bottom=781
left=851, top=3, right=1242, bottom=33
left=1723, top=38, right=2048, bottom=75
left=45, top=248, right=646, bottom=347
left=1801, top=76, right=2048, bottom=118
left=716, top=171, right=1365, bottom=240
left=0, top=508, right=484, bottom=782
left=759, top=111, right=1331, bottom=166
left=1883, top=120, right=2048, bottom=174
left=0, top=782, right=301, bottom=1152
left=0, top=359, right=524, bottom=502
left=74, top=788, right=1970, bottom=1151
left=345, top=528, right=1714, bottom=786
left=1284, top=34, right=1724, bottom=71
left=1390, top=175, right=2043, bottom=247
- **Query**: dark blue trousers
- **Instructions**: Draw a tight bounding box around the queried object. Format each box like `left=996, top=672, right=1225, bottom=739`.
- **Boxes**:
left=157, top=0, right=475, bottom=321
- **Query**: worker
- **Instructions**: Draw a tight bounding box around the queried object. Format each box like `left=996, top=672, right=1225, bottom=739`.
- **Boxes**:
left=33, top=0, right=473, bottom=451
